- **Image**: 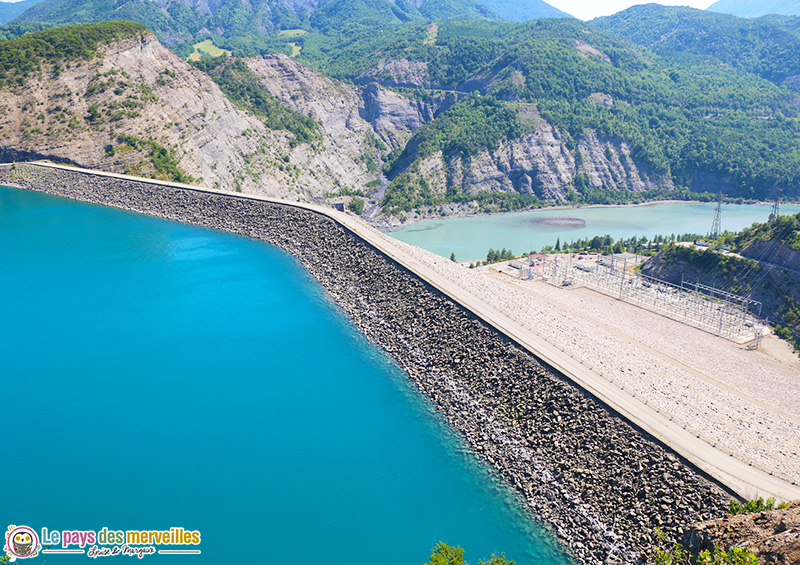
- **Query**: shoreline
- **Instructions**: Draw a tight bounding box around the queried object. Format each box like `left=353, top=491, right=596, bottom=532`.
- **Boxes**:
left=376, top=198, right=794, bottom=233
left=0, top=163, right=733, bottom=565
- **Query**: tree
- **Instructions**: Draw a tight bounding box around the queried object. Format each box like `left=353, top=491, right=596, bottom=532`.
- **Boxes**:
left=348, top=197, right=364, bottom=215
left=425, top=541, right=516, bottom=565
left=423, top=543, right=515, bottom=565
left=555, top=237, right=561, bottom=251
left=425, top=542, right=464, bottom=565
left=450, top=251, right=457, bottom=262
left=478, top=555, right=515, bottom=565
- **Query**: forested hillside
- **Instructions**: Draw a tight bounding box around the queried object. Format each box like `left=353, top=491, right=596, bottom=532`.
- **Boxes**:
left=592, top=4, right=800, bottom=88
left=4, top=0, right=506, bottom=51
left=2, top=4, right=800, bottom=221
left=0, top=0, right=44, bottom=25
left=295, top=17, right=800, bottom=212
left=708, top=0, right=800, bottom=18
left=475, top=0, right=570, bottom=22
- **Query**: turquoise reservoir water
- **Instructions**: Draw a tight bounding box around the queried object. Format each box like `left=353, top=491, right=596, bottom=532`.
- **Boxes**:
left=390, top=202, right=800, bottom=260
left=0, top=186, right=569, bottom=565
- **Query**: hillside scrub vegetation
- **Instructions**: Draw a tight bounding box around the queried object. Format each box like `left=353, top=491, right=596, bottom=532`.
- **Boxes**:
left=0, top=21, right=148, bottom=88
left=191, top=56, right=320, bottom=146
left=298, top=17, right=800, bottom=212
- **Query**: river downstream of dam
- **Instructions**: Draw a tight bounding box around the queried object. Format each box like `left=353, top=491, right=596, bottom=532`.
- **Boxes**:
left=0, top=185, right=570, bottom=565
left=390, top=202, right=800, bottom=260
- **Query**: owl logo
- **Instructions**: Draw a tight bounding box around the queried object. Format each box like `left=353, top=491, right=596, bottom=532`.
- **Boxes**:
left=3, top=525, right=41, bottom=561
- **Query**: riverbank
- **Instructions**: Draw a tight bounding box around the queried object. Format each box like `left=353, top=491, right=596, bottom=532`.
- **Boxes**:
left=374, top=198, right=792, bottom=233
left=387, top=200, right=800, bottom=263
left=0, top=163, right=731, bottom=564
left=375, top=200, right=693, bottom=233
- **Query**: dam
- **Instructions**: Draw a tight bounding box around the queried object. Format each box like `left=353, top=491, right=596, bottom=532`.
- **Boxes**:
left=3, top=161, right=797, bottom=563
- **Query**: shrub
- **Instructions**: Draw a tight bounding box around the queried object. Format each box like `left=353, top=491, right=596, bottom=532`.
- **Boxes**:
left=348, top=196, right=365, bottom=215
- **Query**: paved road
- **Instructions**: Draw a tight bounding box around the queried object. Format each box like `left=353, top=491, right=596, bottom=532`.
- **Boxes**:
left=22, top=161, right=800, bottom=501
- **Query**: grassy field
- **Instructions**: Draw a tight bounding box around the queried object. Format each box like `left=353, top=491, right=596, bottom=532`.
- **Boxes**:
left=277, top=29, right=307, bottom=38
left=423, top=22, right=438, bottom=46
left=288, top=42, right=302, bottom=56
left=277, top=30, right=306, bottom=56
left=187, top=39, right=232, bottom=62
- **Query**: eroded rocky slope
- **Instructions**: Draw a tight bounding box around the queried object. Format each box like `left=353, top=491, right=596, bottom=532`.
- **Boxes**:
left=685, top=501, right=800, bottom=565
left=0, top=33, right=426, bottom=202
left=0, top=30, right=684, bottom=223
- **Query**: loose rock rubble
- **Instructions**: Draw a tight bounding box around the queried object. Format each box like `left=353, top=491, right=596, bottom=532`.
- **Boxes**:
left=0, top=164, right=731, bottom=564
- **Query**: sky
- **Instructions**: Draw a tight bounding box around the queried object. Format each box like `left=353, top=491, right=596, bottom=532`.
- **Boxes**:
left=547, top=0, right=717, bottom=20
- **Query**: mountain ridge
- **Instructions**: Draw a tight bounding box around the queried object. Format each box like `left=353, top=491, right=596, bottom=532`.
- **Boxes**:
left=707, top=0, right=800, bottom=18
left=0, top=0, right=45, bottom=25
left=591, top=4, right=800, bottom=89
left=0, top=23, right=427, bottom=205
left=2, top=16, right=800, bottom=223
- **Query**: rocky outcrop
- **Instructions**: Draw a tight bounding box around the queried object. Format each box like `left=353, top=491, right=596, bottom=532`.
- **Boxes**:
left=356, top=57, right=432, bottom=89
left=0, top=33, right=681, bottom=222
left=246, top=54, right=425, bottom=155
left=0, top=163, right=732, bottom=565
left=360, top=83, right=432, bottom=146
left=684, top=501, right=800, bottom=565
left=740, top=241, right=800, bottom=272
left=396, top=120, right=673, bottom=205
left=0, top=36, right=427, bottom=202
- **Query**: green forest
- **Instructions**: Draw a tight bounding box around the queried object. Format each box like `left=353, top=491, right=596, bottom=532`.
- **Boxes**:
left=323, top=16, right=800, bottom=212
left=3, top=2, right=800, bottom=214
left=0, top=21, right=147, bottom=88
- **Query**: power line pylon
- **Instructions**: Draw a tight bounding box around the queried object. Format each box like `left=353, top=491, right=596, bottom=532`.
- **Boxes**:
left=769, top=188, right=781, bottom=222
left=710, top=193, right=722, bottom=239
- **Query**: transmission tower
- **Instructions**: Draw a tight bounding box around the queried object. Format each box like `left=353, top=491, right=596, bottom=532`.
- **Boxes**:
left=710, top=193, right=722, bottom=239
left=769, top=188, right=781, bottom=221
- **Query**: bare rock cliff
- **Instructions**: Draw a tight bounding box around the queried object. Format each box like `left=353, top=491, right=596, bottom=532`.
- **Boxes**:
left=0, top=34, right=675, bottom=218
left=0, top=37, right=428, bottom=202
left=397, top=117, right=673, bottom=205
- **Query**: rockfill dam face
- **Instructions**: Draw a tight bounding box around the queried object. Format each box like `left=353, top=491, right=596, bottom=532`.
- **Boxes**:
left=0, top=163, right=730, bottom=564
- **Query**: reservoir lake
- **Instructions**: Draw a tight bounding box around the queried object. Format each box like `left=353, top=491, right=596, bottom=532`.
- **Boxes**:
left=0, top=186, right=570, bottom=565
left=389, top=202, right=800, bottom=260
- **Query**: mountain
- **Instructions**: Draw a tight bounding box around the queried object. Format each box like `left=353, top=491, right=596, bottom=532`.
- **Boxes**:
left=0, top=22, right=426, bottom=203
left=4, top=0, right=572, bottom=50
left=0, top=0, right=44, bottom=24
left=306, top=17, right=800, bottom=214
left=592, top=4, right=800, bottom=88
left=475, top=0, right=571, bottom=22
left=7, top=0, right=503, bottom=49
left=2, top=17, right=800, bottom=222
left=707, top=0, right=800, bottom=18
